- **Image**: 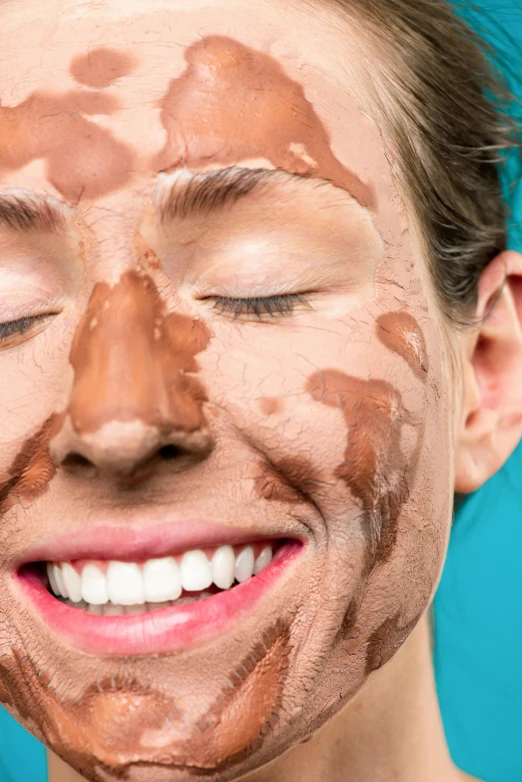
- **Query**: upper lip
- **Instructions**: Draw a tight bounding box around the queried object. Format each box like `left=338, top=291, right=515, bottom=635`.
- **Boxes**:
left=15, top=519, right=291, bottom=569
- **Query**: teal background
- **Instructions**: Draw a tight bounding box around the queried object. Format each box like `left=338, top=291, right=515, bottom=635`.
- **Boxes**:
left=435, top=445, right=522, bottom=781
left=0, top=2, right=521, bottom=781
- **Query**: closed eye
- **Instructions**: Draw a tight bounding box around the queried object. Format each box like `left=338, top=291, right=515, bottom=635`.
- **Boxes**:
left=0, top=314, right=53, bottom=343
left=210, top=293, right=313, bottom=320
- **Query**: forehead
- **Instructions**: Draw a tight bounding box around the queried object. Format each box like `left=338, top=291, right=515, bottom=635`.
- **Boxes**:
left=0, top=0, right=366, bottom=99
left=0, top=0, right=402, bottom=250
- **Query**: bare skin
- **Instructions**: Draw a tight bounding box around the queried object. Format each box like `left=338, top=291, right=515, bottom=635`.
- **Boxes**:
left=0, top=0, right=521, bottom=781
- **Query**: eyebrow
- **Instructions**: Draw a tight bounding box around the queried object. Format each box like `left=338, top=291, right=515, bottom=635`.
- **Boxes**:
left=0, top=192, right=67, bottom=233
left=0, top=166, right=368, bottom=233
left=157, top=166, right=353, bottom=224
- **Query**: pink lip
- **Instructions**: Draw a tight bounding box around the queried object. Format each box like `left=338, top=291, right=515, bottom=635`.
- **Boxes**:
left=16, top=519, right=294, bottom=566
left=15, top=542, right=302, bottom=655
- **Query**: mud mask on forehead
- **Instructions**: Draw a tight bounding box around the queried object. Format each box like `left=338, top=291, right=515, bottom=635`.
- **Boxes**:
left=0, top=37, right=374, bottom=205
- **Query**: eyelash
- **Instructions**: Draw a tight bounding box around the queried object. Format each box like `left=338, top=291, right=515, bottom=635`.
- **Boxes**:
left=210, top=293, right=312, bottom=319
left=0, top=295, right=310, bottom=341
left=0, top=314, right=48, bottom=342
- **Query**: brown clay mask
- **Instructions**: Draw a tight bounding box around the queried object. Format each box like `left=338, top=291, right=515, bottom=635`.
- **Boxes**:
left=0, top=1, right=455, bottom=780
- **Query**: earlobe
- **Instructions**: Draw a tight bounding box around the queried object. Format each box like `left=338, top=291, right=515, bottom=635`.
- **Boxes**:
left=455, top=250, right=522, bottom=493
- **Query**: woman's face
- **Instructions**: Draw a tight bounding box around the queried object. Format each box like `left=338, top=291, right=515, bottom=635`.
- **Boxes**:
left=0, top=0, right=457, bottom=779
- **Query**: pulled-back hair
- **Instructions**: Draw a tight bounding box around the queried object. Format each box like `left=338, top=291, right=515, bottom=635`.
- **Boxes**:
left=328, top=0, right=521, bottom=322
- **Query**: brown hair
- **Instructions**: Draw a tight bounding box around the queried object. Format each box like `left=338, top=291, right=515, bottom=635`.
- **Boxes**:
left=327, top=0, right=522, bottom=323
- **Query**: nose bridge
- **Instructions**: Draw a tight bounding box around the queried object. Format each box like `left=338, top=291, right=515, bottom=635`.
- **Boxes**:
left=51, top=270, right=212, bottom=473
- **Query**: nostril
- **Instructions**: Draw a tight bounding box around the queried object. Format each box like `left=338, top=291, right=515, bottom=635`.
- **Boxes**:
left=159, top=445, right=183, bottom=460
left=62, top=453, right=94, bottom=470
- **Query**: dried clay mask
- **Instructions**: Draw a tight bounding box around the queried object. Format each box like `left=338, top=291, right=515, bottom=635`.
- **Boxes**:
left=0, top=1, right=455, bottom=780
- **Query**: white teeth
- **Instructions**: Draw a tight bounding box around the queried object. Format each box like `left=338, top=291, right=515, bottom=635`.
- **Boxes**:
left=142, top=556, right=182, bottom=603
left=107, top=562, right=145, bottom=606
left=53, top=564, right=67, bottom=597
left=211, top=545, right=235, bottom=590
left=47, top=563, right=59, bottom=595
left=235, top=546, right=255, bottom=583
left=180, top=550, right=212, bottom=592
left=254, top=546, right=273, bottom=575
left=48, top=543, right=275, bottom=607
left=61, top=562, right=82, bottom=602
left=81, top=564, right=109, bottom=605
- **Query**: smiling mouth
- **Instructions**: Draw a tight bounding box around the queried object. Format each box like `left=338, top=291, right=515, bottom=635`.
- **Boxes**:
left=38, top=540, right=279, bottom=615
left=15, top=538, right=301, bottom=655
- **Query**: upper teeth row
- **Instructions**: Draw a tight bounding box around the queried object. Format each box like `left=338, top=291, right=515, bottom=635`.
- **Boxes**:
left=46, top=544, right=273, bottom=607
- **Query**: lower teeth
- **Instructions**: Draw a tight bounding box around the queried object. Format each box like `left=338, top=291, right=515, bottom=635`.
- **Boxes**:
left=58, top=591, right=217, bottom=615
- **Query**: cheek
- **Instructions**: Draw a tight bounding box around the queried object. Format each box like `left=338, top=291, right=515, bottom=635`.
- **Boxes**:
left=0, top=416, right=61, bottom=517
left=376, top=311, right=429, bottom=380
left=198, top=306, right=452, bottom=705
left=305, top=368, right=421, bottom=563
left=197, top=334, right=350, bottom=509
left=197, top=311, right=431, bottom=538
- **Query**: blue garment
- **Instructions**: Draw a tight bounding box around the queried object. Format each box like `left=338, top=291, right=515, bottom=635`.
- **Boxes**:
left=0, top=3, right=521, bottom=782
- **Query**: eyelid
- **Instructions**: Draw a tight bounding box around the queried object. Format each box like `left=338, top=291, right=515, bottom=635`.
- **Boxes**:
left=0, top=312, right=57, bottom=347
left=209, top=293, right=314, bottom=320
left=0, top=292, right=66, bottom=324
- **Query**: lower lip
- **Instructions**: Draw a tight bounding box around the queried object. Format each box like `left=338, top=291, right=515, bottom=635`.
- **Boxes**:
left=15, top=542, right=302, bottom=656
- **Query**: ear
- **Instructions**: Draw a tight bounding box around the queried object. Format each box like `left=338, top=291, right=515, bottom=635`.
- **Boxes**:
left=455, top=250, right=522, bottom=493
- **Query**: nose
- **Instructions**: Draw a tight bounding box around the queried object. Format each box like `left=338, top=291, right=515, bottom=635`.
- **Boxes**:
left=50, top=271, right=214, bottom=478
left=51, top=416, right=213, bottom=478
